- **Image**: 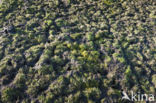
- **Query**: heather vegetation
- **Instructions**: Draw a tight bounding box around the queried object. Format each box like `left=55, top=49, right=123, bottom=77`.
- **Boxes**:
left=0, top=0, right=155, bottom=102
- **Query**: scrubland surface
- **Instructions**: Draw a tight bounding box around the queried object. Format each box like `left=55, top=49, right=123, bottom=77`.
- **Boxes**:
left=0, top=0, right=155, bottom=102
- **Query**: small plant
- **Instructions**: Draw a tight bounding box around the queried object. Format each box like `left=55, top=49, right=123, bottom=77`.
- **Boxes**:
left=124, top=66, right=133, bottom=87
left=86, top=32, right=94, bottom=41
left=55, top=18, right=66, bottom=27
left=44, top=20, right=53, bottom=26
left=102, top=0, right=115, bottom=5
left=70, top=33, right=81, bottom=40
left=81, top=50, right=88, bottom=58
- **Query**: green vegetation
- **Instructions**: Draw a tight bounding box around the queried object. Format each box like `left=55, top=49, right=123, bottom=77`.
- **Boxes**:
left=1, top=87, right=22, bottom=103
left=0, top=0, right=155, bottom=102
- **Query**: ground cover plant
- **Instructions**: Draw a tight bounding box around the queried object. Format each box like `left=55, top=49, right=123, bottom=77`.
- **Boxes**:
left=0, top=0, right=155, bottom=102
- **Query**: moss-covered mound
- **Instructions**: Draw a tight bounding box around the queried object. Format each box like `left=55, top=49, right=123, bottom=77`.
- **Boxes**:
left=0, top=0, right=155, bottom=103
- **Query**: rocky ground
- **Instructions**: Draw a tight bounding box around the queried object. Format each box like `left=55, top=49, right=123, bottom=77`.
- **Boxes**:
left=0, top=0, right=155, bottom=103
